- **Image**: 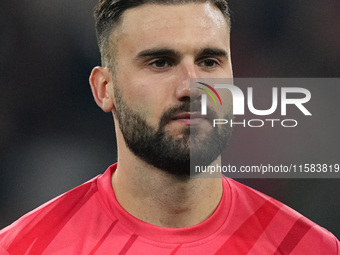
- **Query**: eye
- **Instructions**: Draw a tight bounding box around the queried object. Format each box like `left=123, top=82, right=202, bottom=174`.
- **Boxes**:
left=199, top=59, right=220, bottom=68
left=149, top=59, right=172, bottom=69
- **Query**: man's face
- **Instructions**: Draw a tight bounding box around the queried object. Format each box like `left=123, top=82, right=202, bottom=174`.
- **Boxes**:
left=112, top=3, right=233, bottom=176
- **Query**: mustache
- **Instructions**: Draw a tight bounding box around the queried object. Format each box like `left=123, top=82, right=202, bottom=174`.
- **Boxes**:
left=159, top=99, right=218, bottom=128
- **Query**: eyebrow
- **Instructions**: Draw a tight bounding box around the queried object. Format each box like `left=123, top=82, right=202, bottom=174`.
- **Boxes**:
left=135, top=48, right=180, bottom=60
left=134, top=47, right=228, bottom=60
left=197, top=48, right=228, bottom=59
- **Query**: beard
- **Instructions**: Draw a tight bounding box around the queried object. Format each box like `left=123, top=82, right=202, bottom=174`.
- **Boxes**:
left=114, top=86, right=232, bottom=178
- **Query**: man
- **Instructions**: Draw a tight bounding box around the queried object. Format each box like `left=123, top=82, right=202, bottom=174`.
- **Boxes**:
left=0, top=0, right=339, bottom=254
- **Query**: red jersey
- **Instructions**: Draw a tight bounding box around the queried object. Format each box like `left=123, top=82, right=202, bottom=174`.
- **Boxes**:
left=0, top=164, right=339, bottom=254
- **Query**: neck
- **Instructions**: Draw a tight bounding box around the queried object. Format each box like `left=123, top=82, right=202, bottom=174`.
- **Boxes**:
left=112, top=145, right=223, bottom=228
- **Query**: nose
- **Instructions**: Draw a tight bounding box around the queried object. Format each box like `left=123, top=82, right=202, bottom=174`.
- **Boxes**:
left=175, top=62, right=200, bottom=101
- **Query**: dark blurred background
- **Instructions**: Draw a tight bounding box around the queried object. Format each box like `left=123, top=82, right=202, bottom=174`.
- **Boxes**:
left=1, top=0, right=339, bottom=237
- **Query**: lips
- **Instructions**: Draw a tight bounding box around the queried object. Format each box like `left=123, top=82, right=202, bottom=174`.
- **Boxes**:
left=170, top=112, right=206, bottom=125
left=172, top=112, right=204, bottom=120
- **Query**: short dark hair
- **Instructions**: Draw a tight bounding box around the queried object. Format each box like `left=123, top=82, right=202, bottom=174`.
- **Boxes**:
left=94, top=0, right=231, bottom=69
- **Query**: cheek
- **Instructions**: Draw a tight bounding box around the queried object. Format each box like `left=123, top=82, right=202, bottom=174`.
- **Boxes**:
left=115, top=79, right=167, bottom=124
left=126, top=73, right=175, bottom=102
left=115, top=58, right=179, bottom=118
left=216, top=90, right=233, bottom=117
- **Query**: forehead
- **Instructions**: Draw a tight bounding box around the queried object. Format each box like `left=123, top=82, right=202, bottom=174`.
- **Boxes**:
left=114, top=3, right=229, bottom=51
left=120, top=2, right=227, bottom=31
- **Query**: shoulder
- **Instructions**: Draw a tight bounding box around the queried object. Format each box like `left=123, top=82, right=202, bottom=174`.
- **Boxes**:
left=0, top=175, right=100, bottom=251
left=224, top=178, right=340, bottom=254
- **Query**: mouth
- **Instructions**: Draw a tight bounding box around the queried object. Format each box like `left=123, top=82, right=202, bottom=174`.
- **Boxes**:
left=171, top=112, right=206, bottom=125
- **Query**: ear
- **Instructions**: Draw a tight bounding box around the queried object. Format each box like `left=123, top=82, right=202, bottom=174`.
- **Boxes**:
left=89, top=67, right=115, bottom=112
